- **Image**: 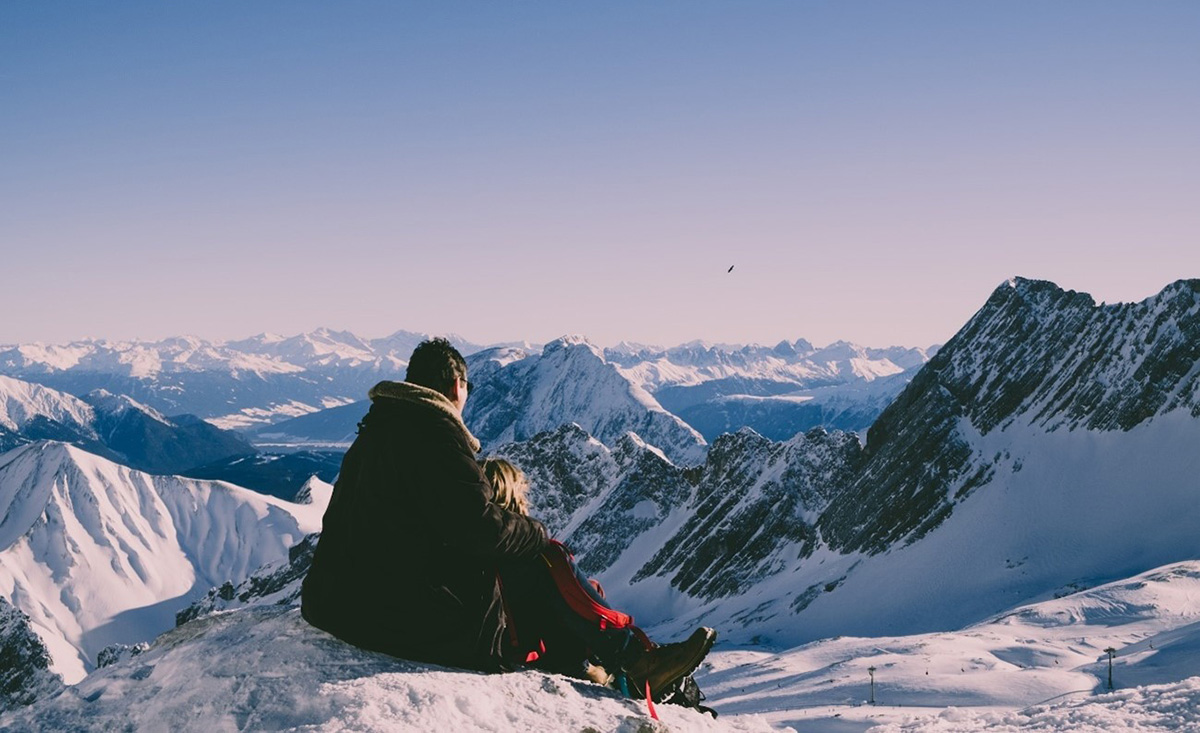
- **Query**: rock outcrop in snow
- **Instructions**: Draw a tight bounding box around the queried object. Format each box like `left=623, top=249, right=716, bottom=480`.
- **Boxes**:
left=0, top=596, right=64, bottom=711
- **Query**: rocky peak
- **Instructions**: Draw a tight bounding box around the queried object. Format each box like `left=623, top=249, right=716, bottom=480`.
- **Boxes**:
left=819, top=277, right=1200, bottom=557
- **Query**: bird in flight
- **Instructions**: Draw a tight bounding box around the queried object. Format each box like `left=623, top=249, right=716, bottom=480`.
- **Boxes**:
left=727, top=265, right=735, bottom=273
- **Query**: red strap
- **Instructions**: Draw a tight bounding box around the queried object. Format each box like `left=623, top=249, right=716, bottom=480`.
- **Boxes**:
left=645, top=680, right=659, bottom=720
left=542, top=541, right=635, bottom=629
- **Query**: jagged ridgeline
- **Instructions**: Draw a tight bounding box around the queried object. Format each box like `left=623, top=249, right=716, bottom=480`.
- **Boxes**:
left=492, top=422, right=862, bottom=598
left=818, top=278, right=1200, bottom=555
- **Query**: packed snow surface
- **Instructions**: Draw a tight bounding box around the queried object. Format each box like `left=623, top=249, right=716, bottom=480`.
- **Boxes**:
left=0, top=605, right=780, bottom=733
left=698, top=561, right=1200, bottom=732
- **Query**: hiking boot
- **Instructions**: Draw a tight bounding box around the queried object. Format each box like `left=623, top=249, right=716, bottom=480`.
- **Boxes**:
left=622, top=627, right=716, bottom=702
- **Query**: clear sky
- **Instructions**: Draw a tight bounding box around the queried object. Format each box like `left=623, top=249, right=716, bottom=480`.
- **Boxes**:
left=3, top=1, right=1198, bottom=349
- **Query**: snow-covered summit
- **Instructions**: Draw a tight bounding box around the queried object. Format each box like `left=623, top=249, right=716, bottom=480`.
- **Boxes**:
left=294, top=475, right=334, bottom=506
left=542, top=334, right=604, bottom=357
left=467, top=337, right=708, bottom=465
left=0, top=374, right=96, bottom=436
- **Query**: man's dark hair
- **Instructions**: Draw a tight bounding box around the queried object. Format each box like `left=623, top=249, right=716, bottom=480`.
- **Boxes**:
left=405, top=338, right=468, bottom=396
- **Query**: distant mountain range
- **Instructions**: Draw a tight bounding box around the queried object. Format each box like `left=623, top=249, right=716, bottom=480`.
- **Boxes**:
left=0, top=330, right=934, bottom=459
left=0, top=330, right=484, bottom=431
left=242, top=335, right=931, bottom=465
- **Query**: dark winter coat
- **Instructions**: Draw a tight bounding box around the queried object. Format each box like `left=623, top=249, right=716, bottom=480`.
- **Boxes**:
left=300, top=380, right=549, bottom=671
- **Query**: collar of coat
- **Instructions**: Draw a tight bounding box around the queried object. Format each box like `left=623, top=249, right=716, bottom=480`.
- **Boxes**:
left=367, top=380, right=482, bottom=453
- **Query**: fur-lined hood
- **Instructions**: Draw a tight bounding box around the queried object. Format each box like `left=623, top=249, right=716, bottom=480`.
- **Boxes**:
left=368, top=380, right=481, bottom=453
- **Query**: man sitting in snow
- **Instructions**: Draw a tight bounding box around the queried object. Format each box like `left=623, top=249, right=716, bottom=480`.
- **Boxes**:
left=301, top=338, right=714, bottom=697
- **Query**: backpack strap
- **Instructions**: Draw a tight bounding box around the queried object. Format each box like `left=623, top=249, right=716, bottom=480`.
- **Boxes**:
left=541, top=541, right=641, bottom=634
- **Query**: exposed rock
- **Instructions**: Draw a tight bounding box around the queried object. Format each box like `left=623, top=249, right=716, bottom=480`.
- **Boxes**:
left=0, top=597, right=64, bottom=711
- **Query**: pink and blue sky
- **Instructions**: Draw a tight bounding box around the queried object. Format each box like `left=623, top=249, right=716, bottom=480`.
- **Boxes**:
left=3, top=1, right=1198, bottom=349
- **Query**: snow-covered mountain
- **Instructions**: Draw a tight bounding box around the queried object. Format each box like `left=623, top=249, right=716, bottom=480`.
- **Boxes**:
left=2, top=329, right=932, bottom=448
left=466, top=337, right=709, bottom=465
left=0, top=375, right=96, bottom=440
left=0, top=330, right=481, bottom=377
left=0, top=442, right=325, bottom=683
left=0, top=376, right=253, bottom=474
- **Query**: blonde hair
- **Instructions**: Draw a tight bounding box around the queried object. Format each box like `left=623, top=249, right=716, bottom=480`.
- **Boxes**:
left=480, top=457, right=530, bottom=516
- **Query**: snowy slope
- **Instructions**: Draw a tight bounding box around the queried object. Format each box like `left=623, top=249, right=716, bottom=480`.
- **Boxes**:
left=699, top=561, right=1200, bottom=732
left=0, top=442, right=324, bottom=683
left=0, top=604, right=782, bottom=732
left=628, top=409, right=1200, bottom=652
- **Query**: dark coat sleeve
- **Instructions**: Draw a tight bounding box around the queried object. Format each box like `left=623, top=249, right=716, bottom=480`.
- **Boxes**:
left=416, top=421, right=550, bottom=560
